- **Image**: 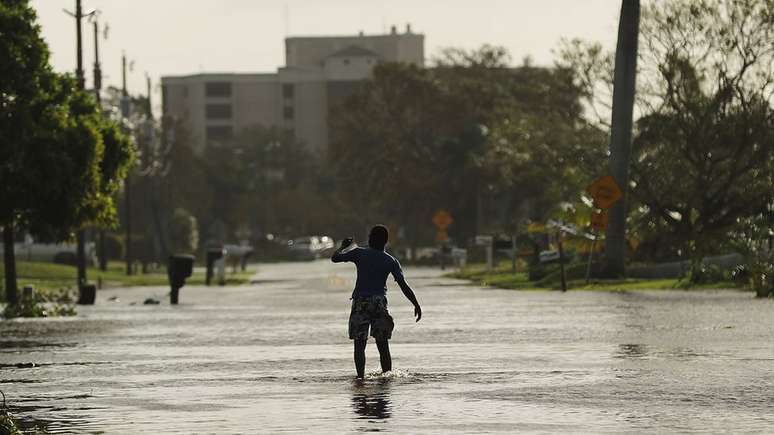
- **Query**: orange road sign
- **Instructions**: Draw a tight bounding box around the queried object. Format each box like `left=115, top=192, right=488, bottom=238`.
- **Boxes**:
left=432, top=210, right=453, bottom=230
left=436, top=230, right=449, bottom=242
left=590, top=210, right=608, bottom=230
left=586, top=176, right=623, bottom=209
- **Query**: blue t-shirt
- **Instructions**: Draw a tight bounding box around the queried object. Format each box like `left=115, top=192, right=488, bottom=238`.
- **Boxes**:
left=331, top=247, right=406, bottom=298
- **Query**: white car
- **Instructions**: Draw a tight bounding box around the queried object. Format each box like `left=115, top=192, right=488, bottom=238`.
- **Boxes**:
left=288, top=236, right=335, bottom=260
left=0, top=239, right=97, bottom=265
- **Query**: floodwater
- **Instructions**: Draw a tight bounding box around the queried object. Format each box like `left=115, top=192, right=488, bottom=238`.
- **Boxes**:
left=1, top=261, right=772, bottom=434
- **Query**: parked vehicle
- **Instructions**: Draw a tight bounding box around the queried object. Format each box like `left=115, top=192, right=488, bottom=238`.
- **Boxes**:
left=223, top=244, right=254, bottom=271
left=0, top=237, right=97, bottom=265
left=287, top=236, right=335, bottom=260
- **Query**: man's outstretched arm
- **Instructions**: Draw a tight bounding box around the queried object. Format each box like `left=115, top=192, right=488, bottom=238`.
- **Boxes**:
left=331, top=237, right=356, bottom=263
left=396, top=276, right=422, bottom=322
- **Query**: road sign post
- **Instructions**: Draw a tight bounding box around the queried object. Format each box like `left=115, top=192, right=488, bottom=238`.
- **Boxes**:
left=433, top=210, right=453, bottom=270
left=510, top=235, right=517, bottom=273
left=584, top=190, right=614, bottom=283
left=557, top=230, right=567, bottom=292
left=474, top=235, right=494, bottom=271
left=585, top=235, right=598, bottom=284
left=590, top=210, right=609, bottom=231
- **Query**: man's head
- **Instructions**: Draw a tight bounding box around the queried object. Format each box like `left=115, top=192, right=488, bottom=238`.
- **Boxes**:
left=368, top=225, right=389, bottom=250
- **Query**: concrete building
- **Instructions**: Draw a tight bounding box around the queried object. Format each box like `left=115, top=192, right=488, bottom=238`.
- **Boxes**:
left=161, top=26, right=424, bottom=156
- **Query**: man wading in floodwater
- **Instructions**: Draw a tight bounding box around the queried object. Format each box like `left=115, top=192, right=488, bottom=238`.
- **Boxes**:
left=332, top=225, right=422, bottom=379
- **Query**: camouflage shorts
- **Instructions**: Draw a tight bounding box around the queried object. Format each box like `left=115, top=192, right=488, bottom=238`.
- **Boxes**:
left=349, top=295, right=394, bottom=341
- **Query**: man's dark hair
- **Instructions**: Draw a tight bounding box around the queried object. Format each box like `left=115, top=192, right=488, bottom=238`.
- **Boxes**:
left=368, top=225, right=389, bottom=250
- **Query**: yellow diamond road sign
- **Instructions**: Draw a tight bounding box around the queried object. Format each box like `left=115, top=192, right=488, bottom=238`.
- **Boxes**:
left=432, top=210, right=453, bottom=230
left=586, top=176, right=623, bottom=210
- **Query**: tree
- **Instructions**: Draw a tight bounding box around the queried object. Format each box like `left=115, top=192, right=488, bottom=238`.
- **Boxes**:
left=329, top=46, right=595, bottom=248
left=198, top=125, right=312, bottom=244
left=1, top=0, right=65, bottom=303
left=631, top=57, right=773, bottom=277
left=167, top=208, right=198, bottom=254
left=329, top=62, right=456, bottom=247
left=99, top=120, right=135, bottom=223
left=1, top=1, right=134, bottom=303
left=557, top=0, right=774, bottom=273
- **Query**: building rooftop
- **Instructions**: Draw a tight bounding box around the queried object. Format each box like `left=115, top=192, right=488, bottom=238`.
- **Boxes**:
left=285, top=31, right=422, bottom=41
left=161, top=72, right=277, bottom=81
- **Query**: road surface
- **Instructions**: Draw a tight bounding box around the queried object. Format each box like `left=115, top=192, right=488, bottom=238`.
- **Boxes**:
left=1, top=260, right=772, bottom=433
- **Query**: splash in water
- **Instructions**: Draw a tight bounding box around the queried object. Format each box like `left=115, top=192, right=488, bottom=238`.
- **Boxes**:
left=364, top=369, right=412, bottom=381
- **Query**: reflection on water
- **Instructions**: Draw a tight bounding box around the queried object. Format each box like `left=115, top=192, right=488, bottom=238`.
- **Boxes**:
left=351, top=380, right=392, bottom=420
left=0, top=261, right=772, bottom=433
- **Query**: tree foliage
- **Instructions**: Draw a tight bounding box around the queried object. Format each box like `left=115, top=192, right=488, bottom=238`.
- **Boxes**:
left=558, top=0, right=774, bottom=267
left=329, top=46, right=598, bottom=246
left=1, top=0, right=134, bottom=301
left=167, top=208, right=199, bottom=254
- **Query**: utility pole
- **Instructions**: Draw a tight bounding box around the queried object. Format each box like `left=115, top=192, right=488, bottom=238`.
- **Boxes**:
left=65, top=0, right=95, bottom=291
left=74, top=0, right=86, bottom=290
left=91, top=13, right=108, bottom=271
left=122, top=53, right=133, bottom=275
left=146, top=74, right=153, bottom=119
left=74, top=0, right=85, bottom=89
left=603, top=0, right=640, bottom=277
left=145, top=72, right=170, bottom=260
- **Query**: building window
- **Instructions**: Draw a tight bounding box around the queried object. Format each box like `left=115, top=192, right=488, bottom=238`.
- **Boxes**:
left=206, top=103, right=232, bottom=120
left=283, top=106, right=294, bottom=120
left=205, top=82, right=232, bottom=97
left=206, top=125, right=233, bottom=143
left=283, top=83, right=294, bottom=99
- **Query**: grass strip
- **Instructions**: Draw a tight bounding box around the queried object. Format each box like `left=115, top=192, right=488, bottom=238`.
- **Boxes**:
left=1, top=261, right=253, bottom=294
left=446, top=262, right=740, bottom=291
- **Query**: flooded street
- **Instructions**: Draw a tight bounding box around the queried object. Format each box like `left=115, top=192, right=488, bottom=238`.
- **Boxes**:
left=1, top=260, right=772, bottom=433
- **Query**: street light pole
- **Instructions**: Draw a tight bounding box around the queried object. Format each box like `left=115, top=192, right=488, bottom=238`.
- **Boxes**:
left=74, top=0, right=84, bottom=90
left=65, top=0, right=95, bottom=291
left=75, top=0, right=86, bottom=290
left=92, top=17, right=101, bottom=100
left=122, top=53, right=133, bottom=275
left=91, top=13, right=108, bottom=271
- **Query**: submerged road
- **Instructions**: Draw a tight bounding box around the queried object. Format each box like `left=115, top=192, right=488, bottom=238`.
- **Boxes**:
left=1, top=260, right=772, bottom=433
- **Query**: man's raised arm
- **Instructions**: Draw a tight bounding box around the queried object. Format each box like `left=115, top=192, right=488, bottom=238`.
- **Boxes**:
left=331, top=237, right=356, bottom=263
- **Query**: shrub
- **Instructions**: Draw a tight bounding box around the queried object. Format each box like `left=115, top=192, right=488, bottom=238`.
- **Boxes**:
left=2, top=287, right=76, bottom=319
left=748, top=249, right=774, bottom=298
left=688, top=263, right=726, bottom=285
left=168, top=208, right=199, bottom=255
left=0, top=412, right=21, bottom=435
left=527, top=261, right=549, bottom=281
left=52, top=252, right=77, bottom=266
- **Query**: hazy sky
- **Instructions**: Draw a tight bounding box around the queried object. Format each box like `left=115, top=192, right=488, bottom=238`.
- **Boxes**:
left=31, top=0, right=621, bottom=112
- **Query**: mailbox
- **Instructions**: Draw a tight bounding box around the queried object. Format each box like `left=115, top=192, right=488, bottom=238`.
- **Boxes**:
left=168, top=254, right=195, bottom=304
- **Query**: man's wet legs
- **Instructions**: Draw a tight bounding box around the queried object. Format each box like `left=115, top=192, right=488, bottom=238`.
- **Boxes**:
left=376, top=338, right=392, bottom=373
left=354, top=338, right=367, bottom=379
